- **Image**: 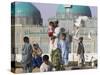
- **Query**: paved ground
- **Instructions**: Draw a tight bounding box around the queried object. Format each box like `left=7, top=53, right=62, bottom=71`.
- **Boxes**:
left=14, top=66, right=96, bottom=73
left=15, top=67, right=40, bottom=73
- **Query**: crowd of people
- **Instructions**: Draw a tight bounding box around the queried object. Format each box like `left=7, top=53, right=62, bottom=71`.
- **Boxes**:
left=21, top=20, right=85, bottom=73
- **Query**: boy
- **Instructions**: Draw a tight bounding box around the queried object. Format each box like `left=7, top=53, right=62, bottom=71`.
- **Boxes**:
left=21, top=36, right=33, bottom=73
left=77, top=37, right=85, bottom=66
left=58, top=33, right=69, bottom=66
left=40, top=55, right=53, bottom=72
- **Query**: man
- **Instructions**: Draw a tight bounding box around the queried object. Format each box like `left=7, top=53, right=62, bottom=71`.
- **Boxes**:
left=58, top=33, right=69, bottom=66
left=21, top=36, right=33, bottom=73
left=77, top=37, right=85, bottom=66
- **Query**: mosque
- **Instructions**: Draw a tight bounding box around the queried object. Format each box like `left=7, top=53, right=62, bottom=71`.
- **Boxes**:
left=11, top=2, right=97, bottom=64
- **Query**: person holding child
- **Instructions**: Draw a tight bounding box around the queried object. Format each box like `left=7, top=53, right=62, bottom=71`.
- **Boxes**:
left=50, top=36, right=61, bottom=71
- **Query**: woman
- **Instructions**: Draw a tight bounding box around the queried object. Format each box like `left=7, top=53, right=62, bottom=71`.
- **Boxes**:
left=32, top=42, right=43, bottom=68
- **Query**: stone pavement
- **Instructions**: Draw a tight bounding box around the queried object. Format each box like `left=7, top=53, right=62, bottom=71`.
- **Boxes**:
left=15, top=66, right=96, bottom=73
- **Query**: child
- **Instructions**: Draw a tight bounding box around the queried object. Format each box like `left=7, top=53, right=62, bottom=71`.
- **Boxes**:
left=21, top=36, right=33, bottom=73
left=48, top=21, right=54, bottom=37
left=58, top=33, right=69, bottom=66
left=77, top=37, right=85, bottom=66
left=40, top=55, right=53, bottom=72
left=32, top=42, right=43, bottom=68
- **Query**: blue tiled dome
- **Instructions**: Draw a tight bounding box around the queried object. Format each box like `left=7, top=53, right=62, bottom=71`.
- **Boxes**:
left=57, top=5, right=92, bottom=17
left=11, top=2, right=41, bottom=17
left=70, top=5, right=92, bottom=17
left=57, top=4, right=66, bottom=14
